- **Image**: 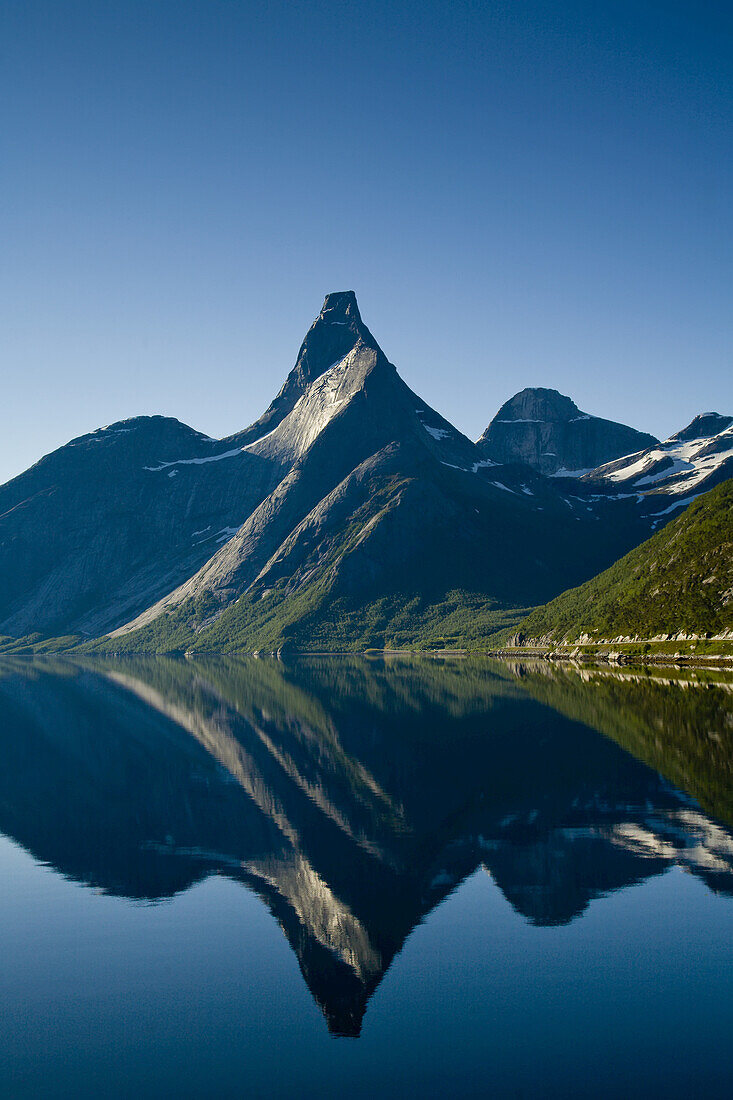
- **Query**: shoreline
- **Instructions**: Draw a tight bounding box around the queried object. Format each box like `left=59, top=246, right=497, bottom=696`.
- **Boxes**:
left=487, top=646, right=733, bottom=668
left=3, top=644, right=733, bottom=671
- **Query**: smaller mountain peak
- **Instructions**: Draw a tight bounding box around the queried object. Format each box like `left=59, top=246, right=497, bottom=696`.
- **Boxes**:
left=494, top=388, right=581, bottom=424
left=670, top=412, right=733, bottom=442
left=70, top=415, right=207, bottom=447
left=478, top=387, right=658, bottom=476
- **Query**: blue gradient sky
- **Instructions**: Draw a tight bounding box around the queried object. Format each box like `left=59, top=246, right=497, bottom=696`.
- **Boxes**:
left=2, top=0, right=731, bottom=484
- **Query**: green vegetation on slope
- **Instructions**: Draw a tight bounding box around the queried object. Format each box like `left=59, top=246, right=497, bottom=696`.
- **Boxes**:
left=200, top=588, right=531, bottom=653
left=514, top=479, right=733, bottom=643
left=94, top=586, right=531, bottom=654
left=512, top=660, right=733, bottom=826
left=0, top=633, right=83, bottom=655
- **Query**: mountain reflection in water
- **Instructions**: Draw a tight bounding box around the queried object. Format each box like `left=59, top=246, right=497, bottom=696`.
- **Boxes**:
left=0, top=655, right=731, bottom=1038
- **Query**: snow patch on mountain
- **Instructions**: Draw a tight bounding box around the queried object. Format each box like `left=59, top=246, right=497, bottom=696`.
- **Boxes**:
left=423, top=424, right=451, bottom=440
left=416, top=409, right=453, bottom=441
left=144, top=447, right=245, bottom=473
left=550, top=466, right=594, bottom=478
left=192, top=525, right=241, bottom=546
left=242, top=426, right=279, bottom=449
left=599, top=423, right=733, bottom=494
left=650, top=493, right=704, bottom=525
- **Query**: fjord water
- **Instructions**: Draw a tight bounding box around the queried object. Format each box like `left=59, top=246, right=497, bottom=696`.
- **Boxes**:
left=1, top=658, right=732, bottom=1098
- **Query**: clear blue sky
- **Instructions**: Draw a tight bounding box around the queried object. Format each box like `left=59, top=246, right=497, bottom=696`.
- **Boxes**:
left=2, top=0, right=731, bottom=484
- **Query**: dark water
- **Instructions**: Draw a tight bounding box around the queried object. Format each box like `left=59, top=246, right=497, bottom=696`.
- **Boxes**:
left=1, top=656, right=732, bottom=1098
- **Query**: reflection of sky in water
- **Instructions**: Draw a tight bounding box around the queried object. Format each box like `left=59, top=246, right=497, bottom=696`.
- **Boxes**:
left=0, top=657, right=732, bottom=1097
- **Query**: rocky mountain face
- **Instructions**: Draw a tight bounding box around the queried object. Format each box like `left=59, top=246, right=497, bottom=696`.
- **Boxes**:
left=0, top=290, right=728, bottom=650
left=226, top=290, right=373, bottom=448
left=478, top=387, right=658, bottom=476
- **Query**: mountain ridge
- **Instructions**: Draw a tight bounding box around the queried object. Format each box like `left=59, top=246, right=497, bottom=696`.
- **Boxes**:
left=0, top=290, right=730, bottom=651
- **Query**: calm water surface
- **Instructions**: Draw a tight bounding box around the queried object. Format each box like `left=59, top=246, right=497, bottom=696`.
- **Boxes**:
left=0, top=656, right=732, bottom=1098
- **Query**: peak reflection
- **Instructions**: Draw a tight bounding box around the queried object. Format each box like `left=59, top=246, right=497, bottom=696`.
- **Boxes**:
left=0, top=655, right=731, bottom=1037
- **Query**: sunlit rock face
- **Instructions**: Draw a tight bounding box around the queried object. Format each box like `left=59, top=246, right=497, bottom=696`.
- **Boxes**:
left=477, top=387, right=658, bottom=476
left=0, top=655, right=730, bottom=1036
left=227, top=290, right=374, bottom=451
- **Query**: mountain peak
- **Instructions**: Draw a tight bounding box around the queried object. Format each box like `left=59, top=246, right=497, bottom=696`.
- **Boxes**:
left=320, top=290, right=362, bottom=323
left=670, top=412, right=733, bottom=442
left=478, top=387, right=658, bottom=476
left=493, top=388, right=581, bottom=424
left=228, top=291, right=377, bottom=447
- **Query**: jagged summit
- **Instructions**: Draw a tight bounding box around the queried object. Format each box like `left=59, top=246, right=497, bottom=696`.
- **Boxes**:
left=290, top=290, right=377, bottom=385
left=321, top=289, right=361, bottom=319
left=478, top=386, right=658, bottom=476
left=228, top=291, right=377, bottom=448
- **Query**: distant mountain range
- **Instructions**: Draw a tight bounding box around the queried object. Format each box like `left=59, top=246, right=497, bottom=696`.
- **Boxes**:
left=0, top=291, right=730, bottom=652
